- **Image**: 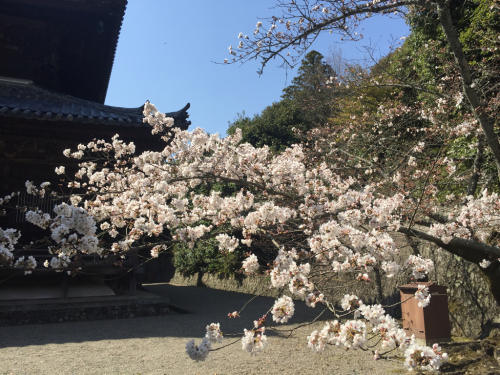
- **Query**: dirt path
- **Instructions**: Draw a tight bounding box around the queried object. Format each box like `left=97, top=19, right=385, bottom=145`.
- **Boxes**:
left=0, top=284, right=404, bottom=374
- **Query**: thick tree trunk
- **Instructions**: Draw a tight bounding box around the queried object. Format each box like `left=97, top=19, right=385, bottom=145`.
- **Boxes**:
left=436, top=0, right=500, bottom=184
left=373, top=267, right=384, bottom=303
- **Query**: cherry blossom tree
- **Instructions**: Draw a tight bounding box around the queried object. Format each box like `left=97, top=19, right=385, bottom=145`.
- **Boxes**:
left=0, top=102, right=457, bottom=371
left=224, top=0, right=500, bottom=306
left=1, top=1, right=499, bottom=371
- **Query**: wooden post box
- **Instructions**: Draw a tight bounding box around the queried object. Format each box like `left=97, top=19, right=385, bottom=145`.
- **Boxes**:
left=399, top=282, right=451, bottom=346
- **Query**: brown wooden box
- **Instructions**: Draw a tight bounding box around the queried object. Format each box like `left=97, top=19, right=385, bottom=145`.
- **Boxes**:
left=399, top=282, right=451, bottom=346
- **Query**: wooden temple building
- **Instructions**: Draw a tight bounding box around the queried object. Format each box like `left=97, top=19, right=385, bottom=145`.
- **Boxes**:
left=0, top=0, right=190, bottom=310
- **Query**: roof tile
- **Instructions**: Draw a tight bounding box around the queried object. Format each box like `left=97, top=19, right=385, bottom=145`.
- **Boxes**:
left=0, top=80, right=191, bottom=128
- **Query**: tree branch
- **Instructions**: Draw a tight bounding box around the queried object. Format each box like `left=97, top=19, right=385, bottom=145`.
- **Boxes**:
left=398, top=227, right=500, bottom=263
left=466, top=133, right=485, bottom=197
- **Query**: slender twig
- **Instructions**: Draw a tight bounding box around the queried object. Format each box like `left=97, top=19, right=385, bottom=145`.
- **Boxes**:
left=267, top=307, right=329, bottom=338
left=210, top=338, right=241, bottom=351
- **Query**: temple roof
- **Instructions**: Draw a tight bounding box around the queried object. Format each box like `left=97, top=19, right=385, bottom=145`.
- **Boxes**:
left=0, top=78, right=191, bottom=127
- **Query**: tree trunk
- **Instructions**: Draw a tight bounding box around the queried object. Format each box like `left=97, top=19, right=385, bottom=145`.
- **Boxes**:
left=466, top=133, right=485, bottom=197
left=436, top=0, right=500, bottom=184
left=373, top=267, right=384, bottom=303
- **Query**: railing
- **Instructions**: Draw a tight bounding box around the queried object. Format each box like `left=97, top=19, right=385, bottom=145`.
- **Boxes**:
left=10, top=191, right=67, bottom=223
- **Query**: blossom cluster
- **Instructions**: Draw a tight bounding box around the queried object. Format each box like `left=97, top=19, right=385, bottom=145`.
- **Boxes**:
left=0, top=228, right=19, bottom=266
left=429, top=190, right=500, bottom=246
left=414, top=285, right=431, bottom=308
left=14, top=255, right=37, bottom=275
left=185, top=338, right=211, bottom=361
left=25, top=202, right=99, bottom=271
left=404, top=342, right=448, bottom=372
left=405, top=255, right=434, bottom=280
left=205, top=323, right=224, bottom=343
left=307, top=319, right=367, bottom=351
left=241, top=253, right=259, bottom=274
left=242, top=328, right=268, bottom=354
left=271, top=295, right=295, bottom=323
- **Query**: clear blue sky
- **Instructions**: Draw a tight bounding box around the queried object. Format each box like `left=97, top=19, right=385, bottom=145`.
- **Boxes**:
left=105, top=1, right=409, bottom=136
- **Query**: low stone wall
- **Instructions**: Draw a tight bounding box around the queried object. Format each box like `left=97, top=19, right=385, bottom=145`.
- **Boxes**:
left=169, top=272, right=280, bottom=298
left=422, top=243, right=500, bottom=338
left=0, top=302, right=170, bottom=326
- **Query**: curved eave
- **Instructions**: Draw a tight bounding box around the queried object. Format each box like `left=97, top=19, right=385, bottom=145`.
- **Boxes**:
left=0, top=80, right=191, bottom=127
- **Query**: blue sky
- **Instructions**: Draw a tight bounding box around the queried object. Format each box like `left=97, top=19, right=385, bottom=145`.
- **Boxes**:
left=106, top=1, right=409, bottom=136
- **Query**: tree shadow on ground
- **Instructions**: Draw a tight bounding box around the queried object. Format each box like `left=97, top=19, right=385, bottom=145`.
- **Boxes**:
left=0, top=284, right=333, bottom=349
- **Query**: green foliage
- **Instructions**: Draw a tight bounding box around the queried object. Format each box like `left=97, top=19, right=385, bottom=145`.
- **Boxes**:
left=282, top=51, right=335, bottom=99
left=408, top=0, right=479, bottom=39
left=227, top=50, right=339, bottom=152
left=460, top=0, right=500, bottom=72
left=194, top=179, right=239, bottom=198
left=403, top=0, right=500, bottom=194
left=171, top=179, right=241, bottom=277
left=227, top=99, right=311, bottom=152
left=172, top=236, right=242, bottom=277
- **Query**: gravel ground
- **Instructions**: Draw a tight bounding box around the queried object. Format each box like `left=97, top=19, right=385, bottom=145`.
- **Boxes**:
left=0, top=284, right=405, bottom=375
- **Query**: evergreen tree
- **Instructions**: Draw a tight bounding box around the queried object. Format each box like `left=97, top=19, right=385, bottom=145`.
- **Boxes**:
left=282, top=50, right=337, bottom=123
left=227, top=51, right=339, bottom=152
